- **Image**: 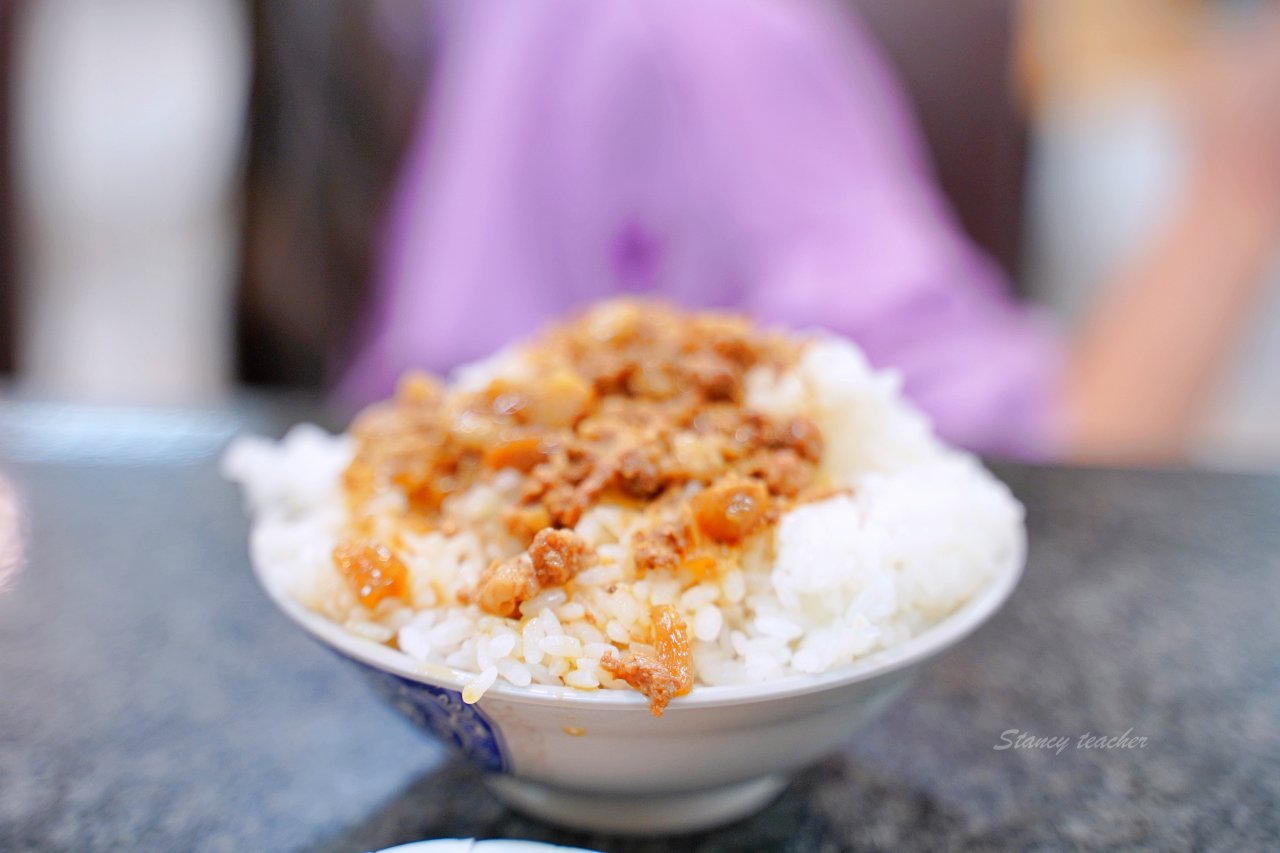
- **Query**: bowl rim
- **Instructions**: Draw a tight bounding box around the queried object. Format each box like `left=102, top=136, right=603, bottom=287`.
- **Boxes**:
left=254, top=531, right=1025, bottom=711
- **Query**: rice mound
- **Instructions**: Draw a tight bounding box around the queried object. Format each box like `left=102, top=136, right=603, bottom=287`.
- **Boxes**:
left=223, top=331, right=1024, bottom=704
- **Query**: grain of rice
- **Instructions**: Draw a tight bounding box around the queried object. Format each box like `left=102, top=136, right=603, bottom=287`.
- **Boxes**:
left=565, top=622, right=602, bottom=647
left=680, top=584, right=720, bottom=611
left=755, top=614, right=803, bottom=642
left=556, top=601, right=586, bottom=621
left=694, top=605, right=723, bottom=642
left=462, top=666, right=498, bottom=703
left=488, top=632, right=517, bottom=660
left=564, top=669, right=599, bottom=690
left=722, top=570, right=746, bottom=604
left=537, top=608, right=563, bottom=637
left=429, top=618, right=471, bottom=648
left=601, top=620, right=625, bottom=645
left=522, top=588, right=567, bottom=617
left=397, top=624, right=433, bottom=661
left=497, top=659, right=533, bottom=687
left=583, top=642, right=613, bottom=660
left=575, top=565, right=620, bottom=587
left=522, top=620, right=546, bottom=666
left=540, top=635, right=584, bottom=659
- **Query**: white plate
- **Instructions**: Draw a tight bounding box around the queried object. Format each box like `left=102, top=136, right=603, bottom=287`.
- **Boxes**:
left=374, top=840, right=600, bottom=853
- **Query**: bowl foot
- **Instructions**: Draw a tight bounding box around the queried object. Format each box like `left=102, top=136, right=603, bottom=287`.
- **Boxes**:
left=484, top=773, right=788, bottom=835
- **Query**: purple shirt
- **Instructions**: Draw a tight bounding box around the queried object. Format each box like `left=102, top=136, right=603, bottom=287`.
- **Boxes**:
left=345, top=0, right=1064, bottom=458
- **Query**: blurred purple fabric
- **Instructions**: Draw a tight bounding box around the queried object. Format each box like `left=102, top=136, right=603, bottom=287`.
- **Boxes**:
left=344, top=0, right=1064, bottom=458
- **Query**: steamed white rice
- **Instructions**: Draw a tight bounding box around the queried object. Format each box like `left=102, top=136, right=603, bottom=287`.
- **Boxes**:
left=222, top=335, right=1024, bottom=701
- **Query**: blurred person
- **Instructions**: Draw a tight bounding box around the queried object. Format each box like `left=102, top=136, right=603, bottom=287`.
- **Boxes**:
left=312, top=0, right=1280, bottom=463
left=343, top=0, right=1061, bottom=459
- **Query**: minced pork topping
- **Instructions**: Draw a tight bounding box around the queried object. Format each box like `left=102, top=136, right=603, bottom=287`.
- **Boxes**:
left=335, top=300, right=832, bottom=714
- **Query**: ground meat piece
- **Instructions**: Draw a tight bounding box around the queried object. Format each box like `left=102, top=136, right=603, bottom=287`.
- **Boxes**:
left=624, top=362, right=679, bottom=399
left=577, top=353, right=636, bottom=397
left=632, top=522, right=689, bottom=574
left=681, top=352, right=741, bottom=402
left=600, top=652, right=680, bottom=717
left=770, top=416, right=823, bottom=462
left=535, top=448, right=615, bottom=528
left=520, top=454, right=562, bottom=503
left=600, top=605, right=694, bottom=716
left=474, top=530, right=594, bottom=617
left=710, top=334, right=758, bottom=368
left=502, top=504, right=551, bottom=545
left=616, top=445, right=663, bottom=498
left=689, top=315, right=762, bottom=368
left=574, top=455, right=618, bottom=504
left=540, top=485, right=588, bottom=529
left=748, top=448, right=813, bottom=497
left=561, top=446, right=599, bottom=485
left=528, top=528, right=593, bottom=586
left=691, top=477, right=769, bottom=543
left=687, top=404, right=743, bottom=436
left=474, top=554, right=537, bottom=618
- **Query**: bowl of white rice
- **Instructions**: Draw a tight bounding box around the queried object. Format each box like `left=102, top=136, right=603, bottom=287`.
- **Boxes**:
left=223, top=301, right=1025, bottom=834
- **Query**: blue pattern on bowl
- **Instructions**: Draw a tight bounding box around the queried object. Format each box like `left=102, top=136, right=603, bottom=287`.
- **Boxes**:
left=345, top=656, right=508, bottom=772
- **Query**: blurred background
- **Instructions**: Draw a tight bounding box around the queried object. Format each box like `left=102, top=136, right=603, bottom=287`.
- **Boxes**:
left=2, top=0, right=1279, bottom=467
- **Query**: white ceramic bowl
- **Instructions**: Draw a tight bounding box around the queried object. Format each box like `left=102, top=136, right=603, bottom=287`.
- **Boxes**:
left=256, top=551, right=1023, bottom=834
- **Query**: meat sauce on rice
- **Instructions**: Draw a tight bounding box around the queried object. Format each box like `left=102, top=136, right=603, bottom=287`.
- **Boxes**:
left=340, top=301, right=836, bottom=713
left=224, top=299, right=1024, bottom=716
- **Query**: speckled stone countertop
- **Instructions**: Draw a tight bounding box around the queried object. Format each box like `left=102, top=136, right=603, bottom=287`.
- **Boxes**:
left=0, top=399, right=1277, bottom=852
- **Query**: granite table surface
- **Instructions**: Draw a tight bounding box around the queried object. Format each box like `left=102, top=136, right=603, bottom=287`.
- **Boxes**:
left=0, top=398, right=1277, bottom=852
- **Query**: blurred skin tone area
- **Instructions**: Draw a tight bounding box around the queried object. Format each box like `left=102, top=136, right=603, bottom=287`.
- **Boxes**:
left=1023, top=0, right=1280, bottom=464
left=6, top=0, right=1280, bottom=467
